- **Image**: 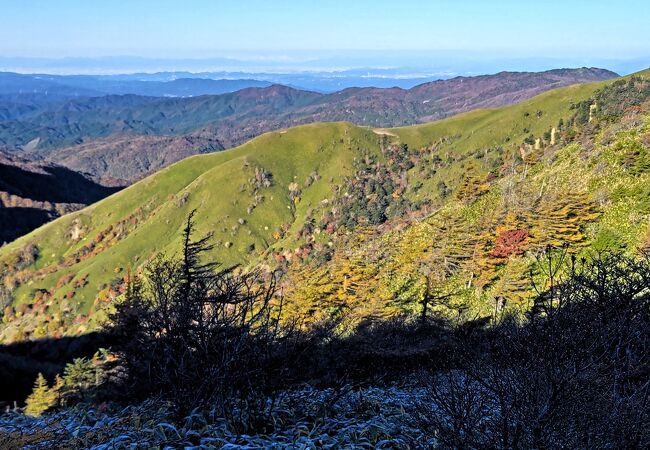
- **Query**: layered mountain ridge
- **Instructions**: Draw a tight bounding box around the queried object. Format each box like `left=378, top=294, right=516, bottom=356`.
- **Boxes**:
left=1, top=68, right=648, bottom=342
left=1, top=68, right=616, bottom=184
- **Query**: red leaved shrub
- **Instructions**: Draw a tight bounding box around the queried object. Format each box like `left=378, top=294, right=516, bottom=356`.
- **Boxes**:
left=491, top=229, right=529, bottom=258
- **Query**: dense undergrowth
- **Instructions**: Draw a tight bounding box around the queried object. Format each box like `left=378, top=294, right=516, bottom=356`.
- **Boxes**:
left=2, top=229, right=650, bottom=448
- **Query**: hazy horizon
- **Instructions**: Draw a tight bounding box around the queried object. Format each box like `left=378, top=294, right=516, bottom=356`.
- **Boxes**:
left=0, top=53, right=647, bottom=78
left=1, top=1, right=648, bottom=77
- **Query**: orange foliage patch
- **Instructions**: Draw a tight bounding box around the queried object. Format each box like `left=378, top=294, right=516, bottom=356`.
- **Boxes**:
left=490, top=228, right=529, bottom=258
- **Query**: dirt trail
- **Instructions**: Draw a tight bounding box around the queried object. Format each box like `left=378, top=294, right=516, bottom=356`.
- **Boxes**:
left=372, top=129, right=398, bottom=137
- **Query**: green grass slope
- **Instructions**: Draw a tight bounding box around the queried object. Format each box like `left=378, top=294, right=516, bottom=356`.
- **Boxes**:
left=392, top=81, right=606, bottom=147
left=1, top=69, right=648, bottom=341
left=0, top=122, right=382, bottom=339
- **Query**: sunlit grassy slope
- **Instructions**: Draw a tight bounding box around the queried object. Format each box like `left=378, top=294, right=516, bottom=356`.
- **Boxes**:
left=393, top=81, right=603, bottom=145
left=3, top=123, right=378, bottom=306
left=3, top=70, right=647, bottom=340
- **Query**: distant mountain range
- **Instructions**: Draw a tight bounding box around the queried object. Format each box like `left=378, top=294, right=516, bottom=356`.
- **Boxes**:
left=0, top=72, right=273, bottom=98
left=0, top=68, right=618, bottom=185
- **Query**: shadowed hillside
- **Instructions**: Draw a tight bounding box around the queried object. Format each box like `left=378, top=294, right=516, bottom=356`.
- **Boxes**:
left=0, top=153, right=121, bottom=243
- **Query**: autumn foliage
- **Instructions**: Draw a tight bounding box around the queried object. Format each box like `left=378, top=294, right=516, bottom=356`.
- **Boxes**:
left=490, top=228, right=529, bottom=258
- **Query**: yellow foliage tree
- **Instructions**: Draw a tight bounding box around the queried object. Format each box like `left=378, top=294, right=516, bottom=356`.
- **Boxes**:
left=24, top=373, right=56, bottom=416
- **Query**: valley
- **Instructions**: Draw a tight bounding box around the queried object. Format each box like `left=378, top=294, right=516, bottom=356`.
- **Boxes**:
left=0, top=152, right=120, bottom=244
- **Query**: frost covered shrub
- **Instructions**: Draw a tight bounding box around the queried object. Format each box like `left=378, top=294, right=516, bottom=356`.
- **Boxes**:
left=0, top=387, right=430, bottom=449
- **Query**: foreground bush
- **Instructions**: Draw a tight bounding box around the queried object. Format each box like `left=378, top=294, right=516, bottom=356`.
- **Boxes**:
left=7, top=242, right=650, bottom=448
left=108, top=211, right=304, bottom=429
left=410, top=250, right=650, bottom=449
left=106, top=212, right=453, bottom=431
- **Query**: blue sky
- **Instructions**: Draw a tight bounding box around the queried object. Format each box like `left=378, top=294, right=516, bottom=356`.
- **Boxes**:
left=0, top=0, right=648, bottom=72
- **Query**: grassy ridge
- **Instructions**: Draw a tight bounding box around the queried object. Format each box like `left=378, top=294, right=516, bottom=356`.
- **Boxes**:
left=393, top=82, right=603, bottom=146
left=1, top=71, right=647, bottom=341
left=1, top=123, right=381, bottom=337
